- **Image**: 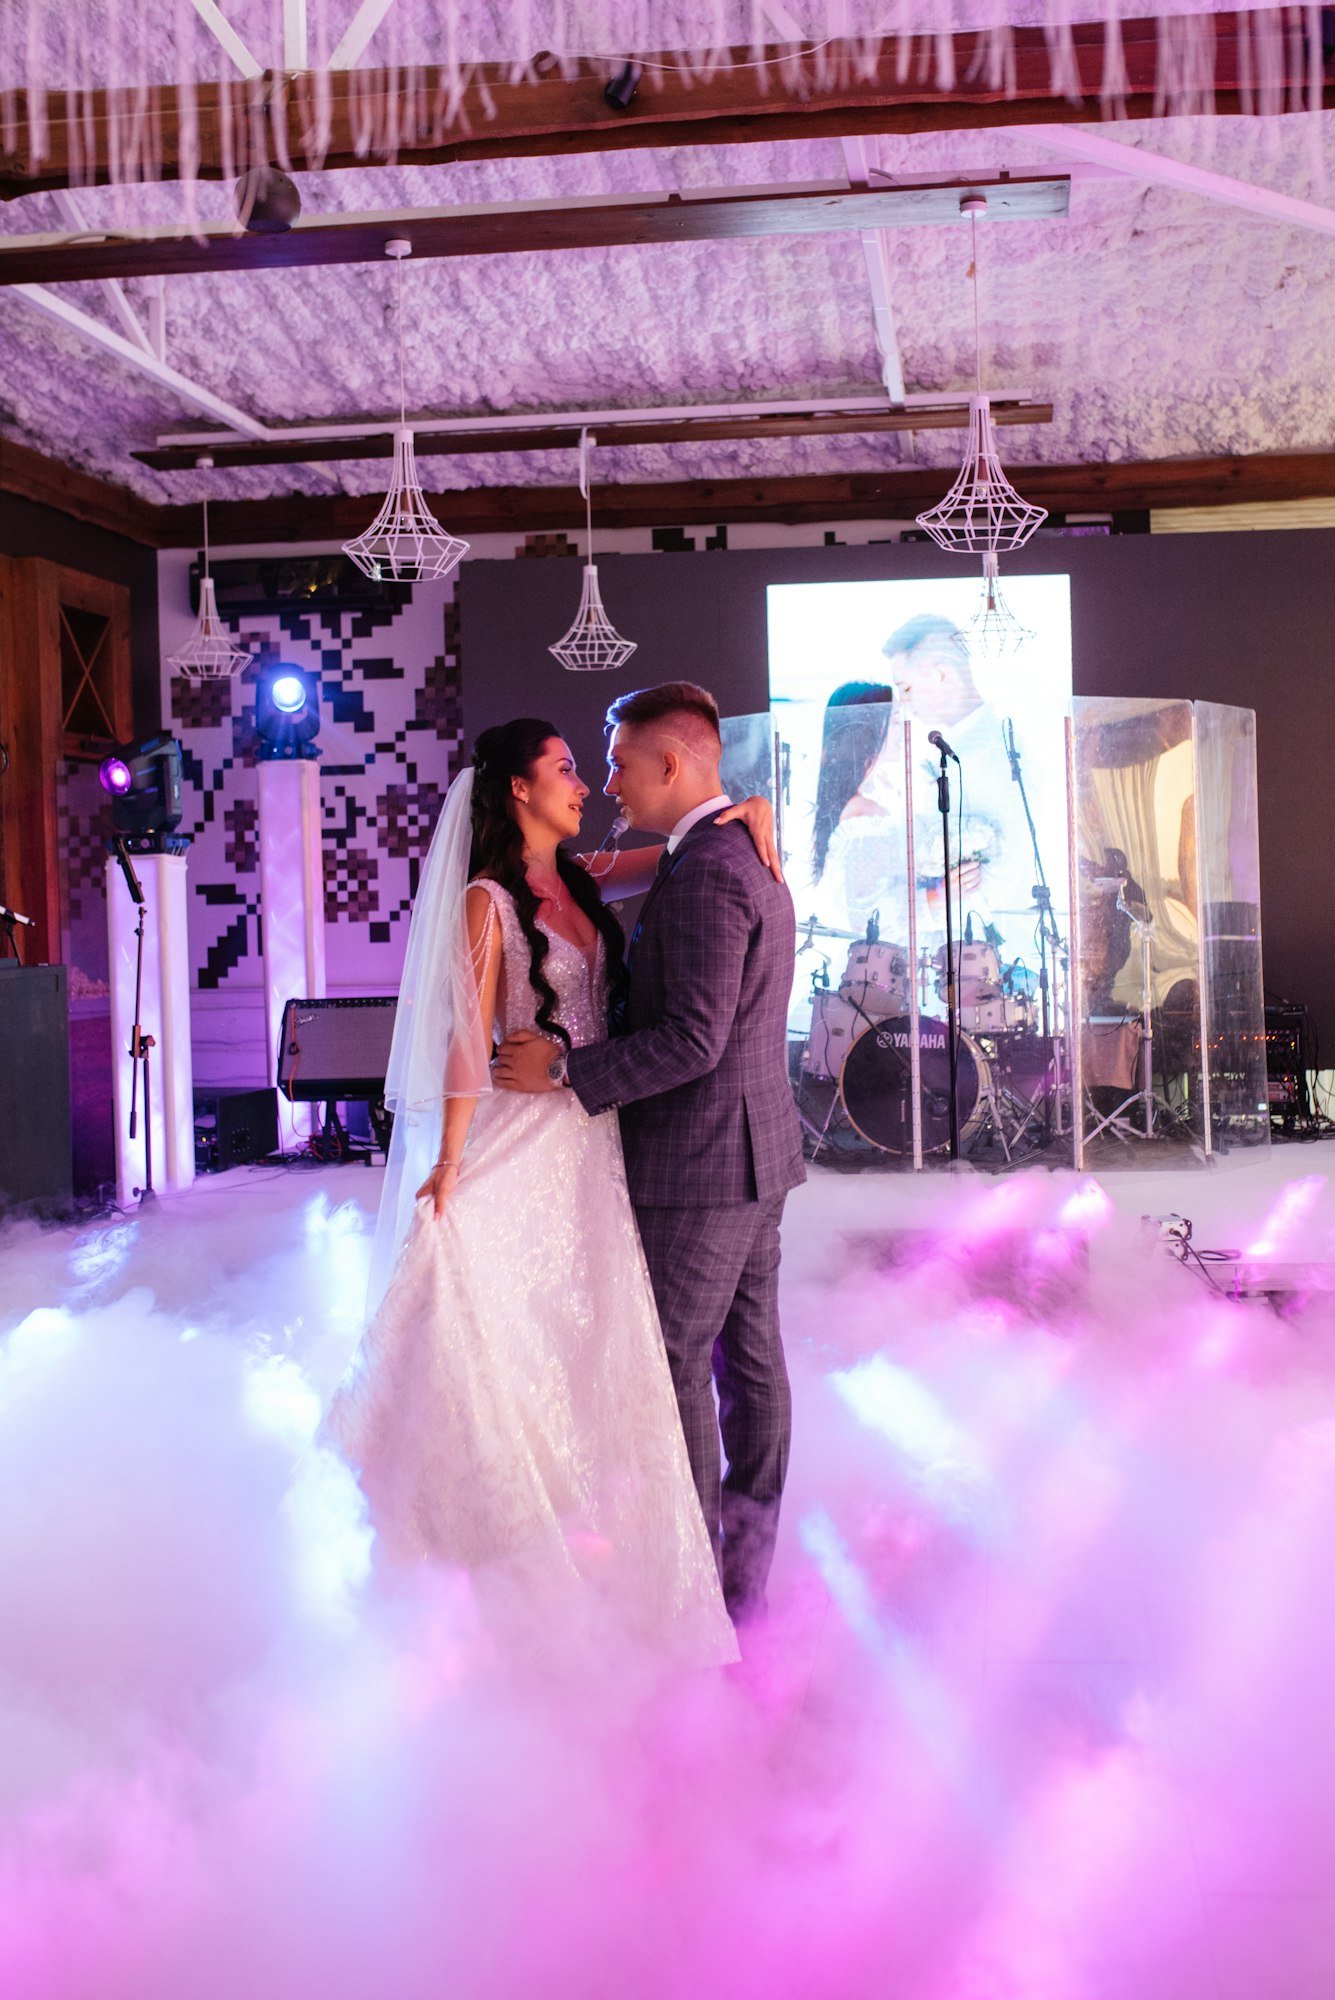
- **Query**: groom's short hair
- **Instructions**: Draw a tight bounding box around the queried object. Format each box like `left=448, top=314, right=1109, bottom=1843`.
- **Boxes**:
left=605, top=682, right=722, bottom=751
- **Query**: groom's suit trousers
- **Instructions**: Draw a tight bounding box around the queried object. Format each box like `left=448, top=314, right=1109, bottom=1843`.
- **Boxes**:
left=634, top=1193, right=791, bottom=1621
left=567, top=815, right=804, bottom=1620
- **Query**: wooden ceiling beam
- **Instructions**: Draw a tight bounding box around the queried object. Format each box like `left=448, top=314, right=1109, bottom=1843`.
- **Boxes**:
left=8, top=433, right=1335, bottom=553
left=1, top=14, right=1330, bottom=197
left=0, top=175, right=1066, bottom=286
left=149, top=451, right=1335, bottom=547
left=132, top=401, right=1054, bottom=473
left=0, top=435, right=161, bottom=544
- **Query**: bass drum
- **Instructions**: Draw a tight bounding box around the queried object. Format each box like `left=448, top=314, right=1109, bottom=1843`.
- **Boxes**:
left=838, top=1014, right=989, bottom=1156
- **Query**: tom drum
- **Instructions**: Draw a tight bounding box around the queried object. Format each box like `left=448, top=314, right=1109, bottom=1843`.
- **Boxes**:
left=839, top=940, right=911, bottom=1019
left=800, top=991, right=867, bottom=1081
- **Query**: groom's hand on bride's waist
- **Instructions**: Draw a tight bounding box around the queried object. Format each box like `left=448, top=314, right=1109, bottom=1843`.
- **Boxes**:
left=495, top=1030, right=564, bottom=1093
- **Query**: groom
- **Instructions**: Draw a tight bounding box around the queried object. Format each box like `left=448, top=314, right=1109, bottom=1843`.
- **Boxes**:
left=496, top=681, right=805, bottom=1624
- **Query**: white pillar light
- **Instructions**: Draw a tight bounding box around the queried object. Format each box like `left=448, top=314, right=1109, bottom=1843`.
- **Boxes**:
left=106, top=851, right=195, bottom=1206
left=258, top=759, right=326, bottom=1137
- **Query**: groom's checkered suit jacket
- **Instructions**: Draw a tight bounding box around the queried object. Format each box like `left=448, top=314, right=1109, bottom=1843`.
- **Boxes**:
left=567, top=814, right=806, bottom=1208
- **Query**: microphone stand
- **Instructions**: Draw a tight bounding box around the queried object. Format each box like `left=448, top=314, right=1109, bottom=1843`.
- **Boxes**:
left=935, top=740, right=961, bottom=1163
left=1002, top=719, right=1066, bottom=1145
left=109, top=836, right=157, bottom=1206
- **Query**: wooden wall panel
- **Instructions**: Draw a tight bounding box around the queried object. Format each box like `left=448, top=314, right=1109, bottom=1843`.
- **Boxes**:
left=0, top=558, right=131, bottom=967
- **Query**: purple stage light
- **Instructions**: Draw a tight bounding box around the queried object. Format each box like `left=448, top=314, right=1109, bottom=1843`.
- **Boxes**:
left=99, top=756, right=132, bottom=795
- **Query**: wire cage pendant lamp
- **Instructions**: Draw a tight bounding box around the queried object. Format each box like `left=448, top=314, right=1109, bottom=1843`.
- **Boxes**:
left=549, top=430, right=637, bottom=672
left=967, top=551, right=1036, bottom=662
left=342, top=241, right=470, bottom=585
left=169, top=483, right=252, bottom=681
left=916, top=197, right=1047, bottom=560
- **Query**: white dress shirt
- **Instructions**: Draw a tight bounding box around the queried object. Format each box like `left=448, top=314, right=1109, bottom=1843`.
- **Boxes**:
left=666, top=793, right=732, bottom=853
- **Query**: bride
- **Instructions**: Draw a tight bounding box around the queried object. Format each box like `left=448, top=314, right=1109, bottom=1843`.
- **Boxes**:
left=323, top=718, right=773, bottom=1666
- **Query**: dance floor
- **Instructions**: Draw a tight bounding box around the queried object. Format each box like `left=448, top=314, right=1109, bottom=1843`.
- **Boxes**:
left=2, top=1145, right=1334, bottom=2000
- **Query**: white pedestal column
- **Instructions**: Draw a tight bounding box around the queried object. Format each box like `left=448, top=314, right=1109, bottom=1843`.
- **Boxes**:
left=106, top=851, right=195, bottom=1207
left=258, top=759, right=326, bottom=1134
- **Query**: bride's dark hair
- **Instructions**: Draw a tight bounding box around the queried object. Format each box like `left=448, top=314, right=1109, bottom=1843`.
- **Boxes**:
left=469, top=718, right=627, bottom=1051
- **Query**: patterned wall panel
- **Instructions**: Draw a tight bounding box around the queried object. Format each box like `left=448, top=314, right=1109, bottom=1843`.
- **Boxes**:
left=162, top=580, right=462, bottom=1053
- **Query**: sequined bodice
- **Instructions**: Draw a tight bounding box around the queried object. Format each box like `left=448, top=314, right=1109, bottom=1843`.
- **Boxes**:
left=472, top=878, right=607, bottom=1050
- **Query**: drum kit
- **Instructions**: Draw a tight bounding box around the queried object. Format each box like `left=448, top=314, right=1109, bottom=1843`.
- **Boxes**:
left=794, top=919, right=1063, bottom=1167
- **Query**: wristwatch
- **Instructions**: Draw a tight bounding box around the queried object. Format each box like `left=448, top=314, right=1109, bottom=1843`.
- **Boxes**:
left=547, top=1048, right=568, bottom=1087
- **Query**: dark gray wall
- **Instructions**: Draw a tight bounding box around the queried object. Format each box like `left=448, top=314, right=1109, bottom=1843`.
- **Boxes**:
left=458, top=531, right=1335, bottom=1048
left=0, top=493, right=161, bottom=737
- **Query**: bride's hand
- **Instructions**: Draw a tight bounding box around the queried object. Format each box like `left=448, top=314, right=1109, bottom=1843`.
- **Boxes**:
left=716, top=795, right=784, bottom=883
left=417, top=1159, right=461, bottom=1217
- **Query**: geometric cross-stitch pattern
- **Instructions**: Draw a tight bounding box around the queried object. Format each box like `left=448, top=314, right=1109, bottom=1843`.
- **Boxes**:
left=324, top=844, right=380, bottom=924
left=172, top=668, right=235, bottom=733
left=224, top=797, right=260, bottom=873
left=377, top=780, right=446, bottom=858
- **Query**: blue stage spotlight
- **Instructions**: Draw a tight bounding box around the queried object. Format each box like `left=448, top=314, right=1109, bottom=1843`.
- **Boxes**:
left=271, top=672, right=308, bottom=716
left=255, top=664, right=321, bottom=761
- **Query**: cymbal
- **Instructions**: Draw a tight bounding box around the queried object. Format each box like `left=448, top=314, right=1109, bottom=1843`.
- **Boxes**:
left=799, top=917, right=863, bottom=941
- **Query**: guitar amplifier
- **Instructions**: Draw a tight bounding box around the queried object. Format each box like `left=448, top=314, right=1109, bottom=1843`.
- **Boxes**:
left=277, top=996, right=398, bottom=1102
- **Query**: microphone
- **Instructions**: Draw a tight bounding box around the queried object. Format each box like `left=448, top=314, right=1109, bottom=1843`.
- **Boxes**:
left=1002, top=717, right=1022, bottom=782
left=108, top=834, right=146, bottom=907
left=586, top=811, right=629, bottom=881
left=0, top=905, right=32, bottom=926
left=928, top=730, right=959, bottom=763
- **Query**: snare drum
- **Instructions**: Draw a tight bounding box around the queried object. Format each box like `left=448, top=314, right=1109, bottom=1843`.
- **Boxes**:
left=839, top=940, right=910, bottom=1018
left=801, top=991, right=867, bottom=1080
left=963, top=991, right=1034, bottom=1035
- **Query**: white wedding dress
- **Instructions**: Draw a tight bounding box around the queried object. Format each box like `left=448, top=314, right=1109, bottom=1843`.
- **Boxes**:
left=324, top=879, right=738, bottom=1668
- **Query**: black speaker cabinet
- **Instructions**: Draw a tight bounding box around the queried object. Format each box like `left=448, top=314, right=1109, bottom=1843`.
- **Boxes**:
left=0, top=962, right=73, bottom=1214
left=193, top=1085, right=280, bottom=1174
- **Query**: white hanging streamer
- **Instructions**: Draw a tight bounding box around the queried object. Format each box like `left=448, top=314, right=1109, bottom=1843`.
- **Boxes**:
left=1, top=4, right=1325, bottom=199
